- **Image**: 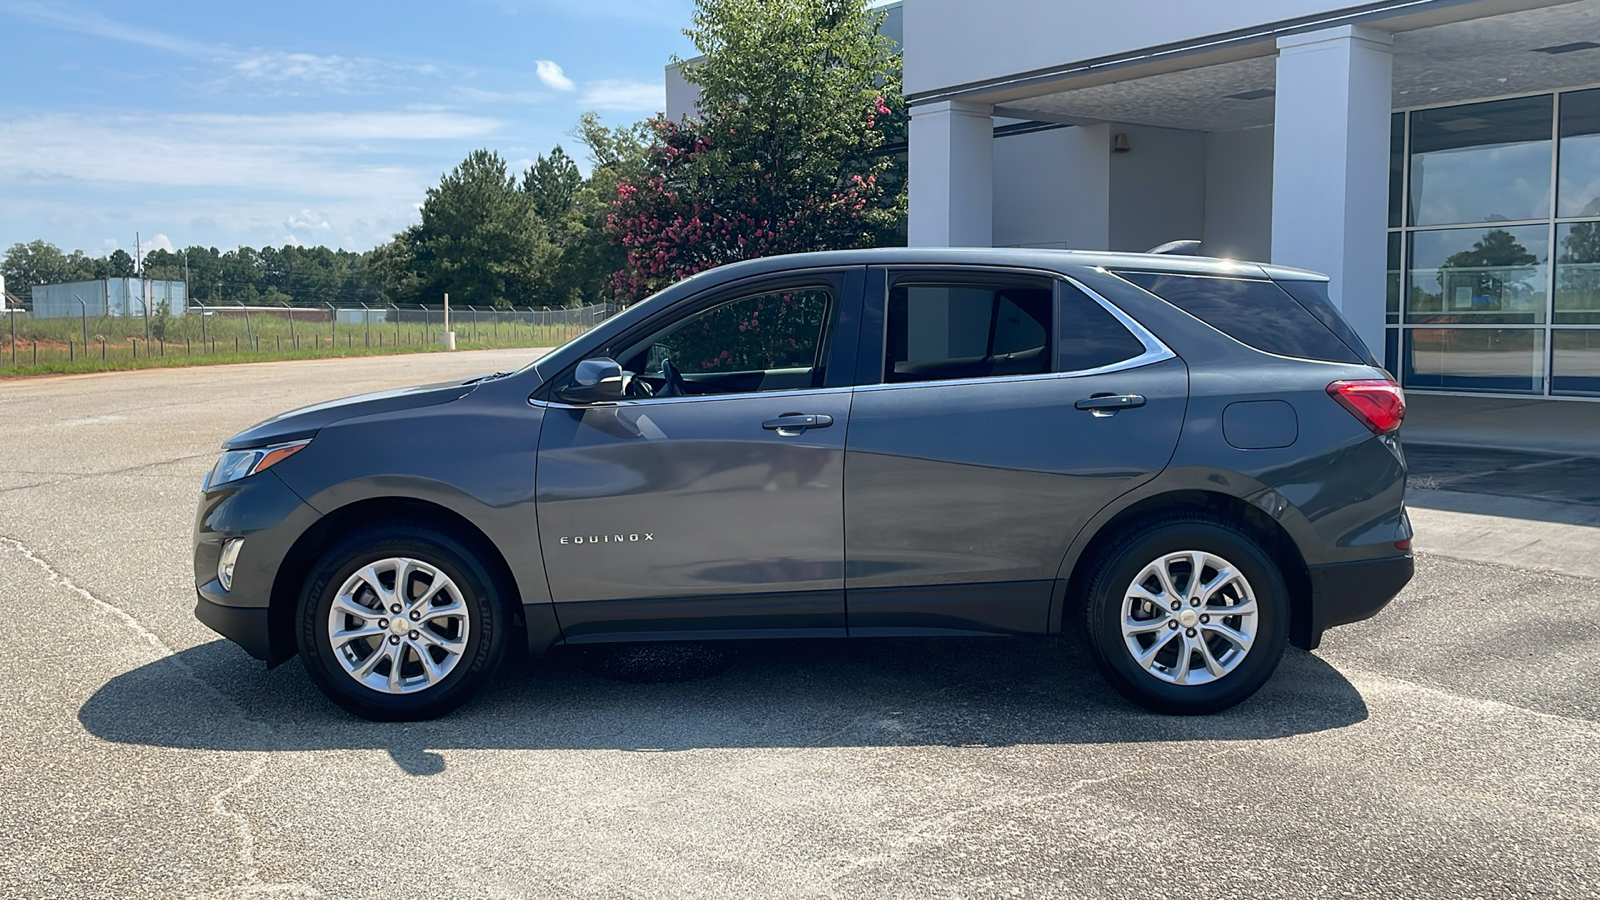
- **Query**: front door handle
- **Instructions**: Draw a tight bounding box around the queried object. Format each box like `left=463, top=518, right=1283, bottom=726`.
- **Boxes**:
left=1074, top=393, right=1146, bottom=416
left=762, top=413, right=833, bottom=433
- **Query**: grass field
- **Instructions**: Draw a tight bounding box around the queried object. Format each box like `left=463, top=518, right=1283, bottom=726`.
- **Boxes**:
left=1, top=308, right=592, bottom=377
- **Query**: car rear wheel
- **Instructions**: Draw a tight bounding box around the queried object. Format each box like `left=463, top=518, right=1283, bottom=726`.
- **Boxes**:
left=1083, top=517, right=1289, bottom=715
left=296, top=525, right=508, bottom=721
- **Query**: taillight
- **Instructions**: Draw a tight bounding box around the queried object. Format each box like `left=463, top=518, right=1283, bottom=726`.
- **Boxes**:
left=1327, top=379, right=1405, bottom=434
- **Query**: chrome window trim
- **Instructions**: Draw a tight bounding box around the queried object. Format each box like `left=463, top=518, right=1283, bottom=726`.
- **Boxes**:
left=862, top=269, right=1175, bottom=392
left=533, top=384, right=854, bottom=411
left=851, top=356, right=1174, bottom=394
left=531, top=268, right=1180, bottom=408
left=857, top=269, right=1184, bottom=389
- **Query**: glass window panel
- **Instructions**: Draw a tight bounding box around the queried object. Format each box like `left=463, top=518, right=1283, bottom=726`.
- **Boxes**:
left=1389, top=112, right=1405, bottom=229
left=1558, top=87, right=1600, bottom=218
left=1384, top=328, right=1399, bottom=378
left=1409, top=95, right=1552, bottom=226
left=1407, top=225, right=1547, bottom=324
left=1552, top=330, right=1600, bottom=396
left=885, top=279, right=1054, bottom=383
left=1403, top=328, right=1544, bottom=393
left=1387, top=232, right=1402, bottom=323
left=623, top=288, right=833, bottom=394
left=1118, top=272, right=1361, bottom=363
left=1057, top=283, right=1146, bottom=373
left=1555, top=221, right=1600, bottom=324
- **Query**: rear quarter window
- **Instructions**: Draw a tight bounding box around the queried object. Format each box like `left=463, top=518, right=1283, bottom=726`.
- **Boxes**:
left=1116, top=272, right=1362, bottom=364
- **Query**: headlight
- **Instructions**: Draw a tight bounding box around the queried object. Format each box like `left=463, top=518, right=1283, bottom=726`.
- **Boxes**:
left=205, top=440, right=310, bottom=489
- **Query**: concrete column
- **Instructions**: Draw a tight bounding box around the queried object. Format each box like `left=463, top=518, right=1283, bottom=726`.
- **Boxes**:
left=909, top=100, right=994, bottom=247
left=1271, top=25, right=1393, bottom=358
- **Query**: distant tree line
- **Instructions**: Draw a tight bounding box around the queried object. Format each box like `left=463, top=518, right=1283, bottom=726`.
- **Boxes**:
left=4, top=0, right=906, bottom=312
left=1, top=239, right=388, bottom=309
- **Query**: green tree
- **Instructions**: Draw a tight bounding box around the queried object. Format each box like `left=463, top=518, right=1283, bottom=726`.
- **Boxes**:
left=107, top=249, right=136, bottom=277
left=523, top=146, right=584, bottom=222
left=605, top=0, right=904, bottom=300
left=375, top=149, right=553, bottom=309
left=2, top=240, right=100, bottom=303
left=1432, top=228, right=1540, bottom=317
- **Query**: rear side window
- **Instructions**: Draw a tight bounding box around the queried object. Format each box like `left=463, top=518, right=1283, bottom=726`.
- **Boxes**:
left=885, top=278, right=1053, bottom=383
left=1276, top=279, right=1378, bottom=366
left=1059, top=282, right=1148, bottom=372
left=1117, top=272, right=1362, bottom=364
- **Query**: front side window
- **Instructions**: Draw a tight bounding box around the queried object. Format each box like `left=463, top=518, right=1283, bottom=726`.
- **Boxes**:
left=884, top=278, right=1053, bottom=383
left=620, top=287, right=833, bottom=397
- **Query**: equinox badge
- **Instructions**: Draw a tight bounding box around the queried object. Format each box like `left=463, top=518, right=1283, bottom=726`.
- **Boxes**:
left=559, top=533, right=655, bottom=545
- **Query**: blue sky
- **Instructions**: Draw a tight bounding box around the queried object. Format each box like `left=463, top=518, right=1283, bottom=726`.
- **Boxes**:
left=0, top=0, right=696, bottom=257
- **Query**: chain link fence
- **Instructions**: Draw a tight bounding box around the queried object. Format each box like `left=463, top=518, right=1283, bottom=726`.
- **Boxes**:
left=2, top=302, right=617, bottom=372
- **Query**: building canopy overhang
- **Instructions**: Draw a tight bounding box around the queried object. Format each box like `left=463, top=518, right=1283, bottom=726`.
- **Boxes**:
left=914, top=0, right=1597, bottom=131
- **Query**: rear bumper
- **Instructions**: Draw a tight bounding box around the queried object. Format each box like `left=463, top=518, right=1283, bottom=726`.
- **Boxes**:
left=1304, top=554, right=1413, bottom=649
left=195, top=593, right=276, bottom=662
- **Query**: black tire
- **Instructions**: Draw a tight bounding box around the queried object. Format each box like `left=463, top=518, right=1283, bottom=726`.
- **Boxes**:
left=1082, top=516, right=1289, bottom=715
left=296, top=525, right=509, bottom=721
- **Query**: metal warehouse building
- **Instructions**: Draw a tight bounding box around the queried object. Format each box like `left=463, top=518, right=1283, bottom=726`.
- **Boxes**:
left=31, top=278, right=188, bottom=319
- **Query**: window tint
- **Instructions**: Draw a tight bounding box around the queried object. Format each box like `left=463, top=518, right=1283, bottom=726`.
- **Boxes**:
left=1118, top=272, right=1362, bottom=364
left=1276, top=279, right=1378, bottom=366
left=885, top=279, right=1052, bottom=383
left=1058, top=282, right=1148, bottom=372
left=621, top=287, right=832, bottom=396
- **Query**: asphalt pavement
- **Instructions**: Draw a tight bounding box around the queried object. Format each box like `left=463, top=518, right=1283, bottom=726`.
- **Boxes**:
left=2, top=352, right=1597, bottom=899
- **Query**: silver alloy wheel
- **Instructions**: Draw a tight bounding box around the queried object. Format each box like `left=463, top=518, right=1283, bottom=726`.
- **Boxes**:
left=326, top=557, right=471, bottom=695
left=1120, top=550, right=1259, bottom=686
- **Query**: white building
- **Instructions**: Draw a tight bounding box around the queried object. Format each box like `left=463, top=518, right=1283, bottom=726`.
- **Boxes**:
left=668, top=0, right=1600, bottom=401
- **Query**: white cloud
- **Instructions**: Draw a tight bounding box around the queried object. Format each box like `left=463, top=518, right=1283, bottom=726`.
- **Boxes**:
left=141, top=233, right=174, bottom=253
left=233, top=51, right=361, bottom=87
left=535, top=60, right=575, bottom=92
left=0, top=110, right=503, bottom=195
left=3, top=3, right=444, bottom=97
left=579, top=79, right=664, bottom=112
left=0, top=0, right=217, bottom=57
left=285, top=211, right=333, bottom=233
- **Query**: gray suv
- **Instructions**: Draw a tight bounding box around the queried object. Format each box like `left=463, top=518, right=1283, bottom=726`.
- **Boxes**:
left=193, top=248, right=1412, bottom=720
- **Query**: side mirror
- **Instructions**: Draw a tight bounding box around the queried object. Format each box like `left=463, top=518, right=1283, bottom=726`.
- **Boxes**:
left=556, top=357, right=626, bottom=404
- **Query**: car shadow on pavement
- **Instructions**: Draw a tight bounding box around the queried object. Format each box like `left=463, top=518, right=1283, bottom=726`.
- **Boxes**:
left=80, top=634, right=1367, bottom=773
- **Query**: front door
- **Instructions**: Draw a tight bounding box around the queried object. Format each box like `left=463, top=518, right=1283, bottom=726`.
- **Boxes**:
left=536, top=271, right=862, bottom=641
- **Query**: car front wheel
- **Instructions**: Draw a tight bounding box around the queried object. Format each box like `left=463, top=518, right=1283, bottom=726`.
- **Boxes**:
left=1083, top=516, right=1289, bottom=715
left=296, top=525, right=508, bottom=721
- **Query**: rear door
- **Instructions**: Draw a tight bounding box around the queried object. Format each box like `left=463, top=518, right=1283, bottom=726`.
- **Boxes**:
left=843, top=266, right=1188, bottom=635
left=535, top=269, right=863, bottom=641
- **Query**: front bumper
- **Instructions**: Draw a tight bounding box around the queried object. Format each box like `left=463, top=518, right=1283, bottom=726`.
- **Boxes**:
left=195, top=594, right=275, bottom=661
left=193, top=469, right=321, bottom=665
left=1304, top=554, right=1414, bottom=648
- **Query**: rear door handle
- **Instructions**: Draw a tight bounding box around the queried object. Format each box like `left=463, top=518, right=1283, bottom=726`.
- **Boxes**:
left=1074, top=394, right=1146, bottom=415
left=762, top=414, right=833, bottom=433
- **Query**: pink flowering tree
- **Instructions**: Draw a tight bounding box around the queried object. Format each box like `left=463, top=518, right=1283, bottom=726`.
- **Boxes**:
left=606, top=0, right=905, bottom=302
